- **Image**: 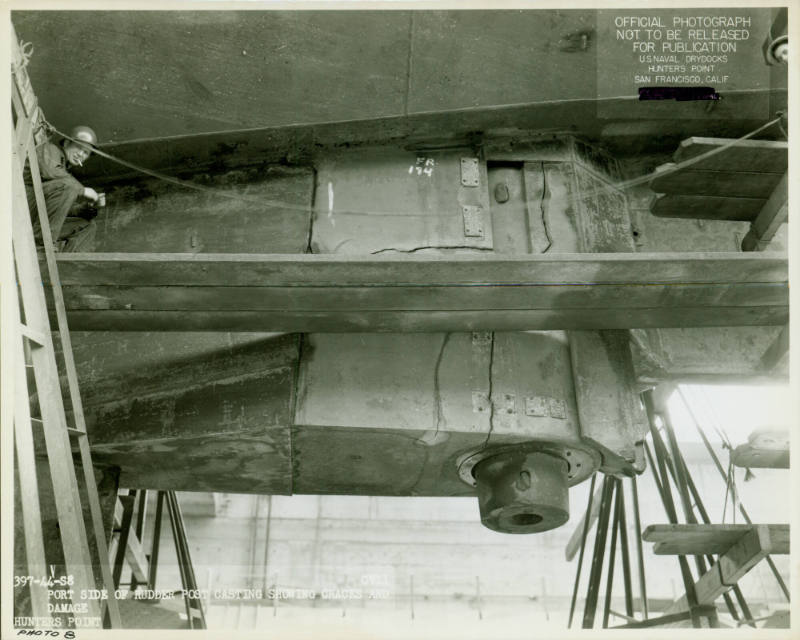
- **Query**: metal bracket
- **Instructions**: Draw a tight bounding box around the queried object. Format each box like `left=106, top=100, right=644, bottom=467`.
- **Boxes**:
left=462, top=205, right=484, bottom=238
left=471, top=332, right=492, bottom=347
left=456, top=441, right=599, bottom=488
left=500, top=393, right=516, bottom=415
left=460, top=157, right=480, bottom=187
left=548, top=397, right=567, bottom=419
left=472, top=391, right=490, bottom=414
left=524, top=395, right=567, bottom=419
left=524, top=396, right=549, bottom=417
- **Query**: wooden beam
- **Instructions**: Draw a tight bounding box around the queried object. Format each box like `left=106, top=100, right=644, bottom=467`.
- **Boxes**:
left=565, top=481, right=604, bottom=560
left=45, top=252, right=787, bottom=331
left=52, top=252, right=786, bottom=286
left=649, top=165, right=783, bottom=199
left=610, top=606, right=717, bottom=629
left=13, top=342, right=52, bottom=620
left=651, top=194, right=765, bottom=221
left=742, top=173, right=788, bottom=251
left=122, top=532, right=150, bottom=584
left=643, top=524, right=789, bottom=556
left=59, top=282, right=784, bottom=313
left=12, top=146, right=103, bottom=622
left=57, top=306, right=787, bottom=332
left=110, top=498, right=150, bottom=584
left=673, top=137, right=788, bottom=174
left=665, top=525, right=788, bottom=616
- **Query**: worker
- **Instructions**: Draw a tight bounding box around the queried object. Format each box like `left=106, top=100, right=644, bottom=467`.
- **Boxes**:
left=26, top=125, right=102, bottom=252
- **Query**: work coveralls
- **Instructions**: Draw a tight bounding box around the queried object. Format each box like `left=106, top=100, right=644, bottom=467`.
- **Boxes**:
left=26, top=140, right=96, bottom=252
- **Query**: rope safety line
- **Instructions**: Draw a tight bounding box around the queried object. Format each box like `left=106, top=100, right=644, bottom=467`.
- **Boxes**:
left=12, top=39, right=34, bottom=74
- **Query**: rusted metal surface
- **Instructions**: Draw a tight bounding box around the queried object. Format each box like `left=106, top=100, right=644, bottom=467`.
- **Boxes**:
left=83, top=335, right=299, bottom=493
left=296, top=332, right=579, bottom=442
left=487, top=164, right=530, bottom=253
left=92, top=167, right=313, bottom=253
left=311, top=147, right=493, bottom=254
left=630, top=325, right=788, bottom=383
left=458, top=442, right=597, bottom=491
left=13, top=11, right=786, bottom=183
left=570, top=330, right=649, bottom=473
left=295, top=332, right=597, bottom=497
left=77, top=330, right=600, bottom=496
left=473, top=450, right=569, bottom=534
left=21, top=121, right=785, bottom=515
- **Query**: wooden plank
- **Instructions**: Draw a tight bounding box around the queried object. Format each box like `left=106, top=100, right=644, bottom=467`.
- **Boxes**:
left=649, top=165, right=783, bottom=199
left=56, top=305, right=788, bottom=332
left=611, top=606, right=716, bottom=629
left=702, top=525, right=786, bottom=598
left=11, top=86, right=35, bottom=159
left=59, top=281, right=785, bottom=312
left=565, top=482, right=604, bottom=561
left=13, top=324, right=51, bottom=620
left=9, top=76, right=56, bottom=620
left=43, top=252, right=787, bottom=330
left=12, top=150, right=103, bottom=621
left=742, top=173, right=788, bottom=251
left=111, top=500, right=150, bottom=583
left=673, top=137, right=788, bottom=174
left=651, top=194, right=765, bottom=221
left=732, top=430, right=789, bottom=470
left=666, top=525, right=788, bottom=617
left=645, top=524, right=751, bottom=555
left=19, top=323, right=47, bottom=347
left=112, top=496, right=135, bottom=588
left=23, top=132, right=123, bottom=626
left=643, top=524, right=789, bottom=556
left=52, top=252, right=787, bottom=286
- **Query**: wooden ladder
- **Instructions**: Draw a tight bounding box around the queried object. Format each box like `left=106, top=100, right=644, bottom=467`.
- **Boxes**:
left=11, top=36, right=122, bottom=629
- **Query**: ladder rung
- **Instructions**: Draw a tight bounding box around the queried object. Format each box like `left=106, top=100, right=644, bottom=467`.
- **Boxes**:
left=19, top=323, right=47, bottom=347
left=67, top=427, right=87, bottom=438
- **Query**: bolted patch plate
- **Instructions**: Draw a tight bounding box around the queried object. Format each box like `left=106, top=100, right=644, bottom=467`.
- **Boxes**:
left=462, top=205, right=484, bottom=237
left=460, top=157, right=481, bottom=187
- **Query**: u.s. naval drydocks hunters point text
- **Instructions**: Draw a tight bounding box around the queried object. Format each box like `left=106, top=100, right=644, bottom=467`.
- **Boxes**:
left=617, top=15, right=751, bottom=84
left=597, top=9, right=771, bottom=119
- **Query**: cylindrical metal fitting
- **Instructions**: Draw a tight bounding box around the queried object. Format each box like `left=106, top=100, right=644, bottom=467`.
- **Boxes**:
left=473, top=450, right=569, bottom=534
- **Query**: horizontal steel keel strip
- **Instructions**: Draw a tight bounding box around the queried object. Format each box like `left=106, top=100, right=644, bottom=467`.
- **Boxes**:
left=59, top=282, right=784, bottom=312
left=52, top=252, right=786, bottom=286
left=48, top=252, right=787, bottom=331
left=57, top=306, right=787, bottom=332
